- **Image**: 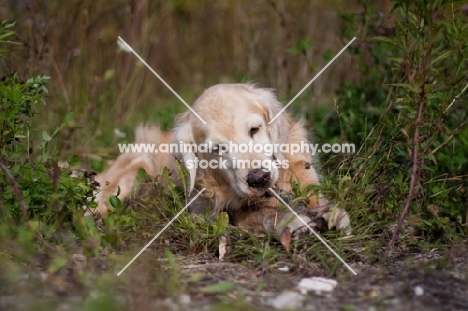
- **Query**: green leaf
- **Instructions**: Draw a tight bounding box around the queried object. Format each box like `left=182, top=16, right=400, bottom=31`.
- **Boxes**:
left=109, top=195, right=122, bottom=211
left=165, top=248, right=176, bottom=267
left=430, top=50, right=452, bottom=66
left=28, top=220, right=41, bottom=232
left=69, top=154, right=80, bottom=166
left=386, top=83, right=419, bottom=94
left=48, top=256, right=68, bottom=274
left=64, top=111, right=74, bottom=123
left=322, top=49, right=332, bottom=62
left=17, top=227, right=34, bottom=245
left=198, top=282, right=234, bottom=294
left=189, top=273, right=203, bottom=283
left=213, top=212, right=229, bottom=235
left=369, top=36, right=397, bottom=46
left=103, top=69, right=115, bottom=81
left=42, top=131, right=51, bottom=142
left=135, top=168, right=148, bottom=185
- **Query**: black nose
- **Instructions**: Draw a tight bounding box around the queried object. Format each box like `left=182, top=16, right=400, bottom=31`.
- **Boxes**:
left=246, top=169, right=271, bottom=188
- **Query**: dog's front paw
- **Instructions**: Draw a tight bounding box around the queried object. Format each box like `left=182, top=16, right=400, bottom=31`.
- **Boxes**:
left=274, top=212, right=315, bottom=252
left=315, top=204, right=352, bottom=235
left=275, top=212, right=314, bottom=238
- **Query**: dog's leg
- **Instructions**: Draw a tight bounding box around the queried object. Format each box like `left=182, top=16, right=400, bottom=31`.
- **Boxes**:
left=229, top=206, right=317, bottom=238
left=187, top=191, right=212, bottom=215
left=279, top=159, right=352, bottom=234
left=314, top=201, right=352, bottom=235
left=280, top=187, right=351, bottom=235
left=185, top=190, right=315, bottom=239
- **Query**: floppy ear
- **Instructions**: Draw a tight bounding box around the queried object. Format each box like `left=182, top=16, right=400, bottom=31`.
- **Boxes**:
left=259, top=89, right=291, bottom=161
left=174, top=111, right=197, bottom=193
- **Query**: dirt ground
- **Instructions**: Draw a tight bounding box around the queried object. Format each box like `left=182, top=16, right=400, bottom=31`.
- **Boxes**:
left=1, top=238, right=468, bottom=311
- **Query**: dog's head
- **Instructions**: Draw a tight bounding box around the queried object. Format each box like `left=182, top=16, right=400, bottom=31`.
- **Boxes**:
left=174, top=84, right=291, bottom=198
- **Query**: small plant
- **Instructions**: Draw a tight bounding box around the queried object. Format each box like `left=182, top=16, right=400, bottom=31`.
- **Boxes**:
left=0, top=20, right=19, bottom=59
left=0, top=21, right=101, bottom=255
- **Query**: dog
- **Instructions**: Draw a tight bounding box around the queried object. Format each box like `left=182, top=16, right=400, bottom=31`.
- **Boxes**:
left=95, top=84, right=350, bottom=237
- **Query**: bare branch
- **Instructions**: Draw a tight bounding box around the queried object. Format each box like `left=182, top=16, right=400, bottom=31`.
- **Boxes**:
left=431, top=120, right=468, bottom=156
left=384, top=101, right=424, bottom=258
left=444, top=82, right=468, bottom=114
left=0, top=158, right=28, bottom=224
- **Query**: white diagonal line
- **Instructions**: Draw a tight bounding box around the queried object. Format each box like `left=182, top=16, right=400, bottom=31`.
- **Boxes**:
left=116, top=188, right=206, bottom=276
left=268, top=188, right=357, bottom=275
left=269, top=37, right=357, bottom=124
left=117, top=36, right=207, bottom=125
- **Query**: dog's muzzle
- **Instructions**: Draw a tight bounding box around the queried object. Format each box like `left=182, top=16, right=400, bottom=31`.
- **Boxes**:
left=246, top=168, right=271, bottom=189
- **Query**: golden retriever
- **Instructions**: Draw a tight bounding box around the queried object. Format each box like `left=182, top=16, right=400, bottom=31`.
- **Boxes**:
left=95, top=84, right=350, bottom=236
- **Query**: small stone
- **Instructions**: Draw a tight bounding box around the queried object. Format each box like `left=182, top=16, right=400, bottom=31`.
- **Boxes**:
left=178, top=294, right=191, bottom=305
left=269, top=291, right=304, bottom=310
left=297, top=277, right=337, bottom=295
left=414, top=285, right=424, bottom=296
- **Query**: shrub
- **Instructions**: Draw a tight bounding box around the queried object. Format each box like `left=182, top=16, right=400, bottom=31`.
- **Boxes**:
left=316, top=0, right=468, bottom=249
left=0, top=21, right=100, bottom=252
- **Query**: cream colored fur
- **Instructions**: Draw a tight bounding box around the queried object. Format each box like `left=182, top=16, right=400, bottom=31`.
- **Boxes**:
left=95, top=84, right=350, bottom=234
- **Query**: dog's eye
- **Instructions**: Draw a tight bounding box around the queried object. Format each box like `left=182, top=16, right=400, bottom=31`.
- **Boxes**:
left=250, top=127, right=260, bottom=138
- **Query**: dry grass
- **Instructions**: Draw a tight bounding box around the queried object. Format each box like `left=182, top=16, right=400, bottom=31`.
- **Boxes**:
left=0, top=0, right=363, bottom=159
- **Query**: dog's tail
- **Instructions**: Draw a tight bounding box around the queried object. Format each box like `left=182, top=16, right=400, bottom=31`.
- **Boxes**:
left=135, top=124, right=173, bottom=145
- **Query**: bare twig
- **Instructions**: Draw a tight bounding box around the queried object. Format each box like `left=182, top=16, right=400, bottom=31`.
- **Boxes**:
left=384, top=101, right=424, bottom=258
left=0, top=158, right=28, bottom=225
left=444, top=82, right=468, bottom=114
left=35, top=232, right=71, bottom=258
left=431, top=120, right=468, bottom=155
left=51, top=52, right=71, bottom=110
left=384, top=5, right=439, bottom=258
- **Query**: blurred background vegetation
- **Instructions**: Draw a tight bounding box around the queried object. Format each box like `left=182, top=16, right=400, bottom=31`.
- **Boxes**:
left=0, top=0, right=372, bottom=155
